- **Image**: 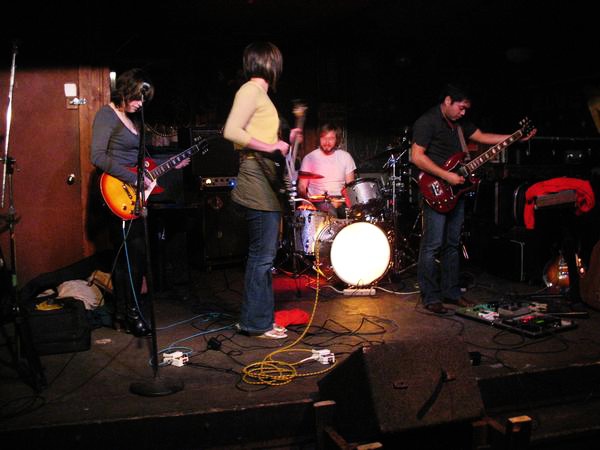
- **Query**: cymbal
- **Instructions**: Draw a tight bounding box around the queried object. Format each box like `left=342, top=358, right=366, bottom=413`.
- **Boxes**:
left=298, top=171, right=324, bottom=179
left=366, top=144, right=408, bottom=161
left=308, top=194, right=344, bottom=203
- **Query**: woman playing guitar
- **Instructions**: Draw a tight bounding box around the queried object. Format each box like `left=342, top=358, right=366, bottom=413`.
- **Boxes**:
left=90, top=68, right=189, bottom=336
left=223, top=42, right=302, bottom=339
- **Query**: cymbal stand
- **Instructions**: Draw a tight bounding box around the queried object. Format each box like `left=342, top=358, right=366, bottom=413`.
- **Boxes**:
left=0, top=42, right=47, bottom=391
left=383, top=150, right=407, bottom=275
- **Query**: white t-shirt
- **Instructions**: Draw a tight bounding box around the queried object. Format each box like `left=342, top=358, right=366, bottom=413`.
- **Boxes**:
left=300, top=148, right=357, bottom=196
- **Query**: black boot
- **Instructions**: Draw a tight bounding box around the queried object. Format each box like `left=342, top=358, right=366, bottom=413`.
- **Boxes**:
left=125, top=306, right=151, bottom=337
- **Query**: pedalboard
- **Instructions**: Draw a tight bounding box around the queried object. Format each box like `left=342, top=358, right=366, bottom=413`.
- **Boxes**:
left=456, top=300, right=577, bottom=337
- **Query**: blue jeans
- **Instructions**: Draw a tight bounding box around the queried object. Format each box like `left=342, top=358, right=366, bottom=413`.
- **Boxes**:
left=417, top=199, right=465, bottom=306
left=237, top=205, right=281, bottom=333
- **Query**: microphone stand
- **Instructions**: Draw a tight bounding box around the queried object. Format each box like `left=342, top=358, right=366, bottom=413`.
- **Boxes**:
left=0, top=42, right=46, bottom=391
left=129, top=94, right=183, bottom=397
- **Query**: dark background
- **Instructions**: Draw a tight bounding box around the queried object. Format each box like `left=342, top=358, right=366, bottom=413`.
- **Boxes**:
left=3, top=0, right=599, bottom=151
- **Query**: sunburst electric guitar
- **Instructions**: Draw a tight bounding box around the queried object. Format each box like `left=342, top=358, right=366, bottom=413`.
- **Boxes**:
left=418, top=117, right=535, bottom=213
left=100, top=138, right=208, bottom=220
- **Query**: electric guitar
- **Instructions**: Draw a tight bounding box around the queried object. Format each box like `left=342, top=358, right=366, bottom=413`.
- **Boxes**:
left=418, top=117, right=535, bottom=213
left=258, top=102, right=307, bottom=209
left=100, top=137, right=208, bottom=220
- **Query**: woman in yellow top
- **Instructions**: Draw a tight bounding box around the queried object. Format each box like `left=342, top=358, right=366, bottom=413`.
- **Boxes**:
left=224, top=42, right=301, bottom=339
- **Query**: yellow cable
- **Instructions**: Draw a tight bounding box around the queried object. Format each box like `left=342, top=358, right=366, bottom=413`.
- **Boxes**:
left=242, top=234, right=337, bottom=386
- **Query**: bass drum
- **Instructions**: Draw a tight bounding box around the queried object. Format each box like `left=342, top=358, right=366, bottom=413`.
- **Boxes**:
left=314, top=221, right=391, bottom=287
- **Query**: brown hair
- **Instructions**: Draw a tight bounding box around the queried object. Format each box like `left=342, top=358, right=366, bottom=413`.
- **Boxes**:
left=110, top=68, right=154, bottom=107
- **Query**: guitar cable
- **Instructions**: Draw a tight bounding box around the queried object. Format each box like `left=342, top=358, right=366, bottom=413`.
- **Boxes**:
left=121, top=220, right=148, bottom=325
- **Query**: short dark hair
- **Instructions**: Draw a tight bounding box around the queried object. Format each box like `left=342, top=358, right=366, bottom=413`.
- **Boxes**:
left=243, top=42, right=283, bottom=89
left=110, top=68, right=154, bottom=107
left=439, top=83, right=471, bottom=103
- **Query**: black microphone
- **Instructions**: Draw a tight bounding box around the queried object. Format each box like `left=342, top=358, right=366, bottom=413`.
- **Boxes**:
left=140, top=82, right=151, bottom=94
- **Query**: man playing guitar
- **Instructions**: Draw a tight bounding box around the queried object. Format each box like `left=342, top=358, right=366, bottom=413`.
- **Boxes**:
left=411, top=83, right=536, bottom=314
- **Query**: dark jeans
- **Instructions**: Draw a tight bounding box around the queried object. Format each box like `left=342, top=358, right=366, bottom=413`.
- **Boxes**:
left=417, top=199, right=465, bottom=306
left=108, top=216, right=146, bottom=316
left=236, top=204, right=281, bottom=333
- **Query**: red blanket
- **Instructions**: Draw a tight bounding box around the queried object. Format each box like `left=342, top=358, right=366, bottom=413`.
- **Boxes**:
left=524, top=177, right=595, bottom=229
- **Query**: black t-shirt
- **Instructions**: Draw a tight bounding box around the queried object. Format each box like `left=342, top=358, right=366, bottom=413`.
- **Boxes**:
left=412, top=105, right=478, bottom=166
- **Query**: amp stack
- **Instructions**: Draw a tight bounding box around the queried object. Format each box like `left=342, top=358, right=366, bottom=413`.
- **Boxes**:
left=178, top=127, right=248, bottom=268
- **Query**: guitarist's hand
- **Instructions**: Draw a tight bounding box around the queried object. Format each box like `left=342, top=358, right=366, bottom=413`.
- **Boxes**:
left=520, top=128, right=537, bottom=142
left=273, top=139, right=290, bottom=156
left=175, top=157, right=191, bottom=169
left=290, top=127, right=303, bottom=145
left=444, top=171, right=465, bottom=186
left=143, top=175, right=154, bottom=189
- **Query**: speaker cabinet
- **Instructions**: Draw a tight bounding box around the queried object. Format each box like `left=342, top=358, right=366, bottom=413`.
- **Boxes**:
left=198, top=189, right=248, bottom=267
left=318, top=337, right=484, bottom=442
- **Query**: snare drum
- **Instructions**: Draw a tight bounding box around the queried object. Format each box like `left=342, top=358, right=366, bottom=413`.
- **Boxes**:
left=314, top=221, right=391, bottom=286
left=293, top=210, right=329, bottom=255
left=345, top=178, right=384, bottom=218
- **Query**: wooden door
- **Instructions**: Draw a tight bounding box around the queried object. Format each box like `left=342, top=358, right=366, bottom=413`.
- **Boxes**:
left=0, top=65, right=109, bottom=286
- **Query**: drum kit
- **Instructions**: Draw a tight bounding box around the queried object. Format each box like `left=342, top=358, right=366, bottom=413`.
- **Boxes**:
left=279, top=133, right=421, bottom=288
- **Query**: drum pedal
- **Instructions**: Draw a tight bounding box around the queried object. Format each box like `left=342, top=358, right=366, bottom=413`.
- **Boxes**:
left=343, top=287, right=376, bottom=296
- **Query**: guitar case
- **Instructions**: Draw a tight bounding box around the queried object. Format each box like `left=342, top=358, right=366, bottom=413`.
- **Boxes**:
left=24, top=297, right=91, bottom=355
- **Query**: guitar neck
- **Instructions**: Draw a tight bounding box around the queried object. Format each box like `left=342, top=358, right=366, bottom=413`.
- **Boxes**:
left=148, top=142, right=205, bottom=180
left=461, top=129, right=523, bottom=176
left=286, top=111, right=306, bottom=181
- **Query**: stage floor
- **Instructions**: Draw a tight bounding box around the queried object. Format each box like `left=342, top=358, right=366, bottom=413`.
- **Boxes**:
left=2, top=261, right=600, bottom=449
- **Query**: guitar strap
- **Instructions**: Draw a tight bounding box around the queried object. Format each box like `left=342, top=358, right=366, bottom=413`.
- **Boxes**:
left=456, top=125, right=469, bottom=152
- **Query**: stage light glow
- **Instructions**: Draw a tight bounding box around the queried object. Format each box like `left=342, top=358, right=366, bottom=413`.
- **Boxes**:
left=330, top=222, right=390, bottom=287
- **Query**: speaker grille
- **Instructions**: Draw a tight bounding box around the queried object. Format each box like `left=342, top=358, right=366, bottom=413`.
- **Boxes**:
left=318, top=337, right=484, bottom=440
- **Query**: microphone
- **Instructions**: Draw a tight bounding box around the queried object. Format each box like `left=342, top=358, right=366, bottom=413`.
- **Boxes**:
left=140, top=82, right=151, bottom=94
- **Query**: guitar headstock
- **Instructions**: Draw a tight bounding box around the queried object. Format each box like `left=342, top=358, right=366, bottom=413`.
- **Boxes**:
left=519, top=117, right=536, bottom=136
left=292, top=101, right=308, bottom=119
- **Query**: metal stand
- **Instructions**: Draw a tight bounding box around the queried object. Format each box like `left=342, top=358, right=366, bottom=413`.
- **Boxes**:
left=128, top=91, right=182, bottom=397
left=0, top=43, right=47, bottom=392
left=381, top=131, right=420, bottom=276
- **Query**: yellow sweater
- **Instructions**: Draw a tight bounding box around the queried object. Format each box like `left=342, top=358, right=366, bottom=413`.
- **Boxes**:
left=224, top=80, right=282, bottom=211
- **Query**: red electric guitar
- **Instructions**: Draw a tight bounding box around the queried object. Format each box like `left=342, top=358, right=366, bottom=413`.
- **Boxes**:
left=100, top=137, right=208, bottom=220
left=418, top=117, right=535, bottom=213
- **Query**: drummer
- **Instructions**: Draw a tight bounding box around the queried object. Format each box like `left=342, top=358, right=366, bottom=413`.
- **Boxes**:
left=298, top=123, right=357, bottom=219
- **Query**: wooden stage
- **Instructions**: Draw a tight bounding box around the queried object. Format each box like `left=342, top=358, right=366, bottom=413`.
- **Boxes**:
left=2, top=260, right=600, bottom=449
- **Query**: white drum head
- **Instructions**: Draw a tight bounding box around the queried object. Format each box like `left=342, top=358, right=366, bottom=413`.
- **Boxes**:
left=330, top=222, right=390, bottom=286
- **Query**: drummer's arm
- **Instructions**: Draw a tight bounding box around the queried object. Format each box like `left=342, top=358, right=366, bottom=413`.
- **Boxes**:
left=345, top=171, right=356, bottom=184
left=298, top=178, right=309, bottom=198
left=342, top=171, right=356, bottom=207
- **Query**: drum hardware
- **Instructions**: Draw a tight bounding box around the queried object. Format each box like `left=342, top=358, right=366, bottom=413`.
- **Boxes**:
left=380, top=144, right=416, bottom=276
left=383, top=207, right=421, bottom=276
